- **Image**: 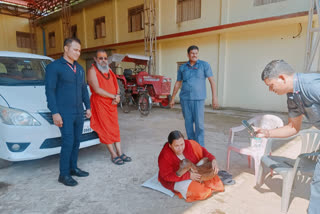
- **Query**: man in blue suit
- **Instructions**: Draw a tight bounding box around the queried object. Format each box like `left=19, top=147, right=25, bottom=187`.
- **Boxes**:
left=45, top=38, right=91, bottom=186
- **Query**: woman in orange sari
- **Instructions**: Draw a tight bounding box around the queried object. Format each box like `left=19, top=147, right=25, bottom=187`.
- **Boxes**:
left=158, top=130, right=224, bottom=202
left=87, top=50, right=131, bottom=165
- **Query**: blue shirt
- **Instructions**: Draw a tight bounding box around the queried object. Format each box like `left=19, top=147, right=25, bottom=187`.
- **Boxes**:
left=177, top=59, right=213, bottom=100
left=45, top=57, right=90, bottom=115
left=287, top=73, right=320, bottom=128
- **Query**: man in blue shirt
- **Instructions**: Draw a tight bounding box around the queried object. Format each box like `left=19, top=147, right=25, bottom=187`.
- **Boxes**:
left=257, top=59, right=320, bottom=214
left=170, top=45, right=219, bottom=147
left=45, top=38, right=91, bottom=186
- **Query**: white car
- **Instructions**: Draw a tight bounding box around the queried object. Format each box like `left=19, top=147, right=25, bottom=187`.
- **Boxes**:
left=0, top=51, right=100, bottom=167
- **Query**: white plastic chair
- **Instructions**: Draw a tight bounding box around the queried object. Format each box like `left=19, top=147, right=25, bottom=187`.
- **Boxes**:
left=257, top=129, right=320, bottom=213
left=227, top=114, right=284, bottom=182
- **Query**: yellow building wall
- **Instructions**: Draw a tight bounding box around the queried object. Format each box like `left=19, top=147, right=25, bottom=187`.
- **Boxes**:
left=77, top=57, right=86, bottom=70
left=159, top=0, right=221, bottom=36
left=222, top=21, right=307, bottom=112
left=116, top=44, right=145, bottom=55
left=70, top=11, right=85, bottom=47
left=84, top=0, right=114, bottom=48
left=36, top=27, right=44, bottom=56
left=159, top=34, right=220, bottom=105
left=116, top=0, right=144, bottom=43
left=0, top=14, right=31, bottom=53
left=44, top=19, right=63, bottom=56
left=228, top=0, right=309, bottom=24
left=37, top=0, right=309, bottom=58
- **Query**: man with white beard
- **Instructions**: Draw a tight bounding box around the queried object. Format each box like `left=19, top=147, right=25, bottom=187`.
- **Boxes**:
left=95, top=55, right=110, bottom=74
left=87, top=50, right=132, bottom=165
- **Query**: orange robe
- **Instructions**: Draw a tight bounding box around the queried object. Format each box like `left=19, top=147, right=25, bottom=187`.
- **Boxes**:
left=184, top=140, right=224, bottom=202
left=89, top=64, right=120, bottom=144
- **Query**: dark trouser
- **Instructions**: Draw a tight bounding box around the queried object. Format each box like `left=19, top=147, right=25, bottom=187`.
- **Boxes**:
left=59, top=113, right=84, bottom=176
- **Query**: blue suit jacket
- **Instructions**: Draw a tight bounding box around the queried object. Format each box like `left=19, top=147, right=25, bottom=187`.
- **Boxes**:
left=45, top=57, right=90, bottom=115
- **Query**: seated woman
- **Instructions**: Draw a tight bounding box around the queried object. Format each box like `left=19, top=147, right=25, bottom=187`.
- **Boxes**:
left=158, top=130, right=224, bottom=202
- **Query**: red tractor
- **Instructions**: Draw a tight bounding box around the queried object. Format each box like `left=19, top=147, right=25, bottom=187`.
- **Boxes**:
left=108, top=54, right=172, bottom=116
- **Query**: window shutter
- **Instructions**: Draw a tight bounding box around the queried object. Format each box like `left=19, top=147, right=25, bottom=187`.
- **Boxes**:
left=177, top=0, right=201, bottom=23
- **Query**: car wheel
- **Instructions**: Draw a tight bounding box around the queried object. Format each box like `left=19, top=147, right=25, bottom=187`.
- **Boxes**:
left=0, top=159, right=12, bottom=169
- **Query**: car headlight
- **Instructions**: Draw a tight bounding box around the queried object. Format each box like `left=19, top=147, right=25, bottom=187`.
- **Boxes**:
left=0, top=105, right=41, bottom=126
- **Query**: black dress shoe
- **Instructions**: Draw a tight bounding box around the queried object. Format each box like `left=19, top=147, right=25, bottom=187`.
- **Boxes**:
left=58, top=175, right=78, bottom=186
left=70, top=168, right=89, bottom=177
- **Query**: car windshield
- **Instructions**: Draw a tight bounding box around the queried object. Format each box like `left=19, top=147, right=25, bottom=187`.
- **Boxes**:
left=0, top=56, right=52, bottom=86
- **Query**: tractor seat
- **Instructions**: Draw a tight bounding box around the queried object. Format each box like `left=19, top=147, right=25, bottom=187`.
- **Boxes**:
left=124, top=69, right=133, bottom=81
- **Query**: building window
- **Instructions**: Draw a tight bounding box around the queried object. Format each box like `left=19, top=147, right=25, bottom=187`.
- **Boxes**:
left=94, top=16, right=106, bottom=39
left=16, top=32, right=34, bottom=49
left=254, top=0, right=286, bottom=6
left=48, top=32, right=55, bottom=48
left=71, top=25, right=77, bottom=38
left=128, top=4, right=144, bottom=33
left=176, top=0, right=201, bottom=23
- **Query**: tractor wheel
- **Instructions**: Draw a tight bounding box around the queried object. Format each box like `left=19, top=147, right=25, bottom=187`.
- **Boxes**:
left=159, top=95, right=172, bottom=109
left=117, top=79, right=125, bottom=107
left=120, top=94, right=131, bottom=113
left=138, top=93, right=152, bottom=116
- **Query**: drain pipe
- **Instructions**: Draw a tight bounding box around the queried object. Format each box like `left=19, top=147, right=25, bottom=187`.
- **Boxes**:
left=41, top=26, right=47, bottom=56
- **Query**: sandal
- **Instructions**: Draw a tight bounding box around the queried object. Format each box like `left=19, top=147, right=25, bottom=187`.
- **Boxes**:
left=222, top=177, right=236, bottom=185
left=119, top=153, right=132, bottom=162
left=218, top=170, right=235, bottom=185
left=218, top=170, right=232, bottom=179
left=112, top=156, right=124, bottom=165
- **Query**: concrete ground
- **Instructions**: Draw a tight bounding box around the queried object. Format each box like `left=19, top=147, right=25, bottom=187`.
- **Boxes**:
left=0, top=106, right=311, bottom=214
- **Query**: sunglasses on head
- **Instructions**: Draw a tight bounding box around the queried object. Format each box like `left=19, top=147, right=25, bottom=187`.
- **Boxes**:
left=98, top=57, right=108, bottom=60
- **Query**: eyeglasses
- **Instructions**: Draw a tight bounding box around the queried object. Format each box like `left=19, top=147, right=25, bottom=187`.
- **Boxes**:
left=98, top=57, right=108, bottom=60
